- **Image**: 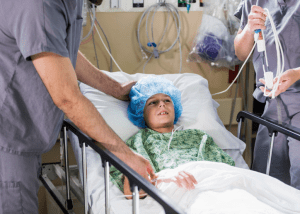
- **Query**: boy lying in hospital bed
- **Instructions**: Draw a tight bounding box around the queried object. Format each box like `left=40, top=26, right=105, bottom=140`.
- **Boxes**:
left=69, top=72, right=300, bottom=214
left=110, top=76, right=235, bottom=198
left=108, top=76, right=300, bottom=213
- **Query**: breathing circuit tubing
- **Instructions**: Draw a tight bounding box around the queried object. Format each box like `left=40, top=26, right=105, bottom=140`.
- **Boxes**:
left=137, top=1, right=182, bottom=73
left=212, top=7, right=285, bottom=98
left=81, top=3, right=96, bottom=42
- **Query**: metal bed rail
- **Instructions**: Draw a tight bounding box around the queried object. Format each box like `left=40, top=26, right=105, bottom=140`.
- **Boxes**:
left=236, top=111, right=300, bottom=174
left=41, top=118, right=186, bottom=214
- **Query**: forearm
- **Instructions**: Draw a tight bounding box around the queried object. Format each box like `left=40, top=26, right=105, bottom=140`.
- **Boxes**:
left=32, top=52, right=133, bottom=161
left=234, top=26, right=256, bottom=61
left=294, top=67, right=300, bottom=80
left=75, top=51, right=122, bottom=98
left=61, top=92, right=134, bottom=161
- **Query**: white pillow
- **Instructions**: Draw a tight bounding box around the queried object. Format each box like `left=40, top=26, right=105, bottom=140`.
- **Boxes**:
left=79, top=71, right=245, bottom=151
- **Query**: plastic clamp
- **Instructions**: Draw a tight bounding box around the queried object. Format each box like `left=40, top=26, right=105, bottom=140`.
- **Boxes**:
left=264, top=71, right=274, bottom=90
left=153, top=48, right=159, bottom=58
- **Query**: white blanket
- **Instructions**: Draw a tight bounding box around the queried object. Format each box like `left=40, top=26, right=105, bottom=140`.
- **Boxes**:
left=90, top=161, right=300, bottom=214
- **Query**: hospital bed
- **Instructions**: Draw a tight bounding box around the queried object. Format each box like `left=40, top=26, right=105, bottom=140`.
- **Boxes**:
left=40, top=72, right=300, bottom=214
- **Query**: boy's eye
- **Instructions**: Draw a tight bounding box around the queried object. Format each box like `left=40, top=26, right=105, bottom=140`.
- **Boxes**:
left=164, top=99, right=171, bottom=102
left=149, top=101, right=157, bottom=105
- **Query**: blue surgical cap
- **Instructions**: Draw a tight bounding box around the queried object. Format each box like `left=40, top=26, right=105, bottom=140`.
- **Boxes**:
left=128, top=76, right=183, bottom=128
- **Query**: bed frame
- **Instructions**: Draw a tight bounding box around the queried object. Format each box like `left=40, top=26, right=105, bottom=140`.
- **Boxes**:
left=40, top=111, right=300, bottom=214
left=237, top=111, right=300, bottom=173
left=40, top=119, right=185, bottom=214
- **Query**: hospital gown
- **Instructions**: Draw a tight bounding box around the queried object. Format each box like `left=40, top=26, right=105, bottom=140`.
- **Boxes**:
left=110, top=128, right=235, bottom=192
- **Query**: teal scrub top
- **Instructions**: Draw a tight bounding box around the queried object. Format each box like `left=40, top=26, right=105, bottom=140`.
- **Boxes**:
left=0, top=0, right=83, bottom=155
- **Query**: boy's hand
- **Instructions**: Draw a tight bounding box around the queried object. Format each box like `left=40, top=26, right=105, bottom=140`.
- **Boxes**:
left=157, top=171, right=197, bottom=190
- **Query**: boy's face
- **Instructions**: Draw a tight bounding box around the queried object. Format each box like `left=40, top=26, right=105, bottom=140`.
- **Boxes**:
left=143, top=93, right=175, bottom=132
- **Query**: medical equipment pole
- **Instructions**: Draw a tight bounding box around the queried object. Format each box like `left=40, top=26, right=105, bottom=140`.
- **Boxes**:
left=132, top=185, right=140, bottom=214
left=82, top=142, right=88, bottom=214
left=266, top=132, right=276, bottom=175
left=60, top=130, right=64, bottom=167
left=104, top=160, right=110, bottom=214
left=63, top=126, right=73, bottom=210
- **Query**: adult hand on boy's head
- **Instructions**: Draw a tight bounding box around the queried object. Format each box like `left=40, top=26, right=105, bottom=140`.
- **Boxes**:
left=115, top=81, right=137, bottom=101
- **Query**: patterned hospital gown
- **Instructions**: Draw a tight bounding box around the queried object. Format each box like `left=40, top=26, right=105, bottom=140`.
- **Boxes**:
left=110, top=128, right=235, bottom=192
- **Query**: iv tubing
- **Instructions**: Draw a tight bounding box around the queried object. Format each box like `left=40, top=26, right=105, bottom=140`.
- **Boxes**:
left=81, top=3, right=96, bottom=42
left=262, top=8, right=285, bottom=98
left=212, top=42, right=257, bottom=96
left=213, top=7, right=285, bottom=98
left=93, top=17, right=124, bottom=73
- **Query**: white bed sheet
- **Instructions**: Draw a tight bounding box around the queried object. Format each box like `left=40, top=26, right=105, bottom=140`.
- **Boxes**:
left=88, top=161, right=300, bottom=214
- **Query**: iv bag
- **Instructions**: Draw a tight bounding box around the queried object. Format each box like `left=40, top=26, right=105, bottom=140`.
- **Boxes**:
left=188, top=0, right=242, bottom=70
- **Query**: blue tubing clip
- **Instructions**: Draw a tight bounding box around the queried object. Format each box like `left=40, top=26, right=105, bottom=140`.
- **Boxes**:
left=187, top=4, right=191, bottom=13
left=147, top=42, right=157, bottom=48
left=255, top=29, right=261, bottom=33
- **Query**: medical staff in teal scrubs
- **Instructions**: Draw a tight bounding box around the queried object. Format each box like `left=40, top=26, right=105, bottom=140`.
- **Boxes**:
left=0, top=1, right=154, bottom=213
left=234, top=0, right=300, bottom=189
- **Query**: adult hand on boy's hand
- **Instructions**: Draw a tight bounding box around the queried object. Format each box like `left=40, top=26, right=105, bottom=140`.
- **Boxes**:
left=123, top=153, right=157, bottom=199
left=123, top=176, right=148, bottom=199
left=128, top=153, right=156, bottom=183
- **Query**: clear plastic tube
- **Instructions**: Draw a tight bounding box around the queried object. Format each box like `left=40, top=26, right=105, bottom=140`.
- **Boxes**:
left=263, top=8, right=285, bottom=98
